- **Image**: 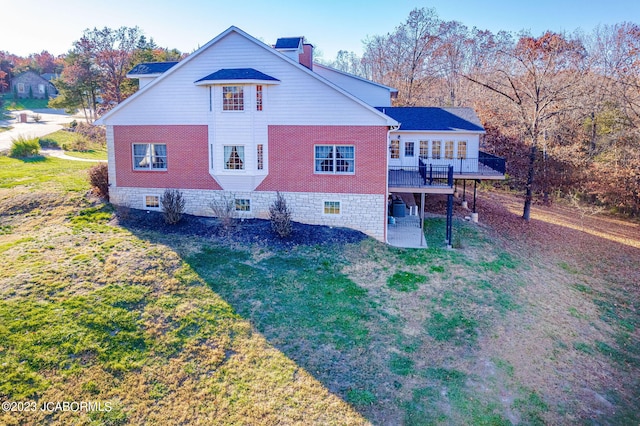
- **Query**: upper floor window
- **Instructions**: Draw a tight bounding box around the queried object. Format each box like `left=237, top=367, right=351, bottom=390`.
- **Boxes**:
left=38, top=84, right=45, bottom=94
left=445, top=140, right=454, bottom=159
left=390, top=139, right=400, bottom=159
left=223, top=86, right=243, bottom=111
left=432, top=140, right=441, bottom=159
left=457, top=141, right=467, bottom=159
left=17, top=83, right=25, bottom=94
left=224, top=145, right=245, bottom=170
left=133, top=143, right=167, bottom=170
left=315, top=145, right=355, bottom=174
left=256, top=85, right=263, bottom=111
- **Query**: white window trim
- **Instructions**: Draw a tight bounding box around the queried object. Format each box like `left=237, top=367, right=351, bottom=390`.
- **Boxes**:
left=314, top=145, right=356, bottom=175
left=322, top=200, right=342, bottom=216
left=234, top=198, right=251, bottom=213
left=457, top=140, right=468, bottom=159
left=143, top=194, right=161, bottom=210
left=404, top=141, right=415, bottom=157
left=132, top=143, right=167, bottom=171
left=222, top=85, right=245, bottom=112
left=222, top=144, right=246, bottom=172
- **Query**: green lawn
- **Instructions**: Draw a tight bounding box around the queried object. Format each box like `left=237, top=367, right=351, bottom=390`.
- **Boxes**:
left=39, top=130, right=108, bottom=161
left=0, top=155, right=638, bottom=424
left=1, top=94, right=50, bottom=111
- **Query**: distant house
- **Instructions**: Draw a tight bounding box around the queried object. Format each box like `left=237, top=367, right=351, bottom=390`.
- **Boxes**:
left=10, top=71, right=58, bottom=99
left=95, top=26, right=505, bottom=245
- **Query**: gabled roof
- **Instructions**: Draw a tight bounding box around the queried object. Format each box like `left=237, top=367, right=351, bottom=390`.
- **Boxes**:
left=127, top=61, right=179, bottom=77
left=313, top=62, right=398, bottom=93
left=96, top=26, right=397, bottom=126
left=274, top=37, right=303, bottom=50
left=376, top=107, right=485, bottom=132
left=194, top=68, right=279, bottom=85
left=40, top=73, right=60, bottom=82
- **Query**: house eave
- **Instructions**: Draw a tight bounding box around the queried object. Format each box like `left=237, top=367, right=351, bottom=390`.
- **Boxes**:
left=393, top=129, right=486, bottom=134
left=194, top=79, right=281, bottom=86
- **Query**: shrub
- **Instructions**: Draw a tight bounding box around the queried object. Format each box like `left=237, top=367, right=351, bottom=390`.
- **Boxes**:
left=269, top=192, right=292, bottom=238
left=38, top=138, right=59, bottom=149
left=74, top=122, right=106, bottom=145
left=161, top=189, right=186, bottom=225
left=210, top=194, right=237, bottom=233
left=31, top=113, right=42, bottom=123
left=62, top=136, right=90, bottom=152
left=88, top=163, right=109, bottom=200
left=10, top=135, right=40, bottom=158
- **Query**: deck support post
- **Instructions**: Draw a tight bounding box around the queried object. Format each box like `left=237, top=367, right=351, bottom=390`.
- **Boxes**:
left=420, top=192, right=425, bottom=247
left=446, top=194, right=453, bottom=248
left=473, top=179, right=478, bottom=213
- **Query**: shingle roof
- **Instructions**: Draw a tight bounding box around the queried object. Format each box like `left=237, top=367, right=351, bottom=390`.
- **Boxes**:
left=40, top=73, right=60, bottom=81
left=376, top=107, right=484, bottom=132
left=128, top=62, right=179, bottom=75
left=274, top=37, right=303, bottom=49
left=195, top=68, right=279, bottom=83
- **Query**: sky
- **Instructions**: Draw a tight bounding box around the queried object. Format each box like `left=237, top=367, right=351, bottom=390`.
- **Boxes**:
left=1, top=0, right=639, bottom=60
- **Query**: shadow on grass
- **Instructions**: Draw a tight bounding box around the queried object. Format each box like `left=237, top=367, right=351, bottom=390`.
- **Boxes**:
left=117, top=212, right=401, bottom=422
left=16, top=155, right=48, bottom=163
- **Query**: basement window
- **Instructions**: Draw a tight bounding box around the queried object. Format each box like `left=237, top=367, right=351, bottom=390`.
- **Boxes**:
left=235, top=199, right=251, bottom=212
left=144, top=195, right=160, bottom=209
left=323, top=201, right=341, bottom=215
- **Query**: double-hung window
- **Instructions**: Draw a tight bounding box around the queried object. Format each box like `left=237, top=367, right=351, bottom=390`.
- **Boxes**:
left=432, top=141, right=441, bottom=159
left=315, top=145, right=354, bottom=174
left=133, top=143, right=167, bottom=170
left=445, top=140, right=454, bottom=159
left=223, top=86, right=243, bottom=111
left=224, top=145, right=245, bottom=170
left=419, top=141, right=429, bottom=158
left=390, top=139, right=400, bottom=159
left=457, top=141, right=467, bottom=159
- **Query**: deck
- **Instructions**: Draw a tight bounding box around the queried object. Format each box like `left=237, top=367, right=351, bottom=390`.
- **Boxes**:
left=388, top=153, right=505, bottom=192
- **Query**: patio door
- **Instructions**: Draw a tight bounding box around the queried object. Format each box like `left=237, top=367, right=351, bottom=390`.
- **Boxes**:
left=401, top=140, right=416, bottom=168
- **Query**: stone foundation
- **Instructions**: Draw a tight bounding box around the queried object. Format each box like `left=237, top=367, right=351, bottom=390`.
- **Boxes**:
left=110, top=187, right=386, bottom=241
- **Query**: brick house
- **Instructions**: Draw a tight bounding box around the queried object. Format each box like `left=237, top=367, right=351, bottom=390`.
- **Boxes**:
left=96, top=26, right=504, bottom=244
left=10, top=71, right=57, bottom=99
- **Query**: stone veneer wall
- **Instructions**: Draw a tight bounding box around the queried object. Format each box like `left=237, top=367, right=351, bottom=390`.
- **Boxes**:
left=110, top=187, right=386, bottom=241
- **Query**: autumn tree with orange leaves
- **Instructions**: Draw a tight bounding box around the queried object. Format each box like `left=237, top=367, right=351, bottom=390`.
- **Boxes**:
left=463, top=32, right=588, bottom=220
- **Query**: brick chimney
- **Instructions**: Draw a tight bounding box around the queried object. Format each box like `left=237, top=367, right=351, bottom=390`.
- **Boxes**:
left=299, top=43, right=313, bottom=70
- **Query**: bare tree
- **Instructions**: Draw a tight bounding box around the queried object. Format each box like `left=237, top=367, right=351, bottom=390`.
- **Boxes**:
left=464, top=31, right=588, bottom=220
left=363, top=7, right=441, bottom=105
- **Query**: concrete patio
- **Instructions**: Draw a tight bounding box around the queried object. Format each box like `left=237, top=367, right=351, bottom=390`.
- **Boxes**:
left=387, top=214, right=427, bottom=248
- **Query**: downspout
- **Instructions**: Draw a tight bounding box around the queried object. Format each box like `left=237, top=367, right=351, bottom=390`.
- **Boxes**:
left=385, top=123, right=400, bottom=244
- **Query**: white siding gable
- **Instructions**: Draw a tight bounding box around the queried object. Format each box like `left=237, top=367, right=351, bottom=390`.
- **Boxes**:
left=97, top=28, right=395, bottom=127
left=313, top=63, right=395, bottom=107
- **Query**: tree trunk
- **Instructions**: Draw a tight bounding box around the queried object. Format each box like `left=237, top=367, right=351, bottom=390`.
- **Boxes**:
left=522, top=143, right=537, bottom=221
left=590, top=111, right=597, bottom=154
